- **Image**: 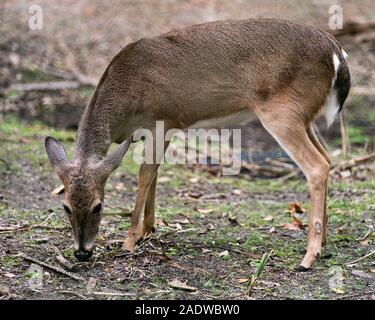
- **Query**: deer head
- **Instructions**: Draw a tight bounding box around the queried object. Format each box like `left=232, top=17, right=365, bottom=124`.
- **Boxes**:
left=44, top=136, right=130, bottom=261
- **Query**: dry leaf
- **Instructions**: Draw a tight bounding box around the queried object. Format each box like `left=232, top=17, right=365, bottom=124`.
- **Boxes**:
left=328, top=266, right=346, bottom=294
left=232, top=189, right=242, bottom=196
left=263, top=215, right=274, bottom=222
left=114, top=183, right=126, bottom=191
left=218, top=250, right=229, bottom=257
left=269, top=227, right=276, bottom=233
left=158, top=176, right=171, bottom=183
left=197, top=208, right=214, bottom=214
left=336, top=224, right=348, bottom=235
left=282, top=220, right=303, bottom=231
left=189, top=177, right=200, bottom=183
left=168, top=279, right=197, bottom=292
left=287, top=201, right=305, bottom=214
left=360, top=240, right=369, bottom=246
left=332, top=288, right=345, bottom=294
left=86, top=277, right=97, bottom=295
left=3, top=272, right=16, bottom=278
left=238, top=278, right=249, bottom=284
left=188, top=191, right=202, bottom=199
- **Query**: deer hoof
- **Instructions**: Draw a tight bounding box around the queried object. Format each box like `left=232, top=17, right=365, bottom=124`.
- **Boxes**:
left=295, top=265, right=310, bottom=272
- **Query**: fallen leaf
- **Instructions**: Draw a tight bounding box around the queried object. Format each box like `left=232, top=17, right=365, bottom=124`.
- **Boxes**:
left=370, top=269, right=375, bottom=273
left=282, top=221, right=303, bottom=231
left=238, top=278, right=249, bottom=284
left=360, top=240, right=369, bottom=246
left=263, top=215, right=274, bottom=222
left=197, top=208, right=214, bottom=214
left=287, top=201, right=305, bottom=214
left=188, top=191, right=202, bottom=199
left=332, top=288, right=345, bottom=294
left=269, top=227, right=276, bottom=233
left=168, top=279, right=197, bottom=292
left=0, top=284, right=10, bottom=296
left=3, top=273, right=16, bottom=278
left=174, top=218, right=190, bottom=224
left=218, top=250, right=229, bottom=257
left=232, top=189, right=242, bottom=196
left=86, top=277, right=97, bottom=295
left=114, top=183, right=126, bottom=191
left=340, top=170, right=351, bottom=178
left=336, top=224, right=348, bottom=235
left=328, top=266, right=346, bottom=294
left=158, top=176, right=171, bottom=183
left=189, top=177, right=200, bottom=183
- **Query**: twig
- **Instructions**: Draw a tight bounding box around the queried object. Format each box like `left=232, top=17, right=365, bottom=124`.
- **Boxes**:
left=92, top=291, right=137, bottom=297
left=336, top=290, right=375, bottom=300
left=19, top=253, right=85, bottom=282
left=7, top=81, right=85, bottom=92
left=51, top=245, right=77, bottom=271
left=104, top=211, right=132, bottom=217
left=0, top=223, right=69, bottom=233
left=346, top=250, right=375, bottom=266
left=60, top=290, right=87, bottom=299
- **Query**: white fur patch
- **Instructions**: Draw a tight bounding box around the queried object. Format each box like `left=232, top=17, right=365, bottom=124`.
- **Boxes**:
left=324, top=53, right=341, bottom=127
left=342, top=49, right=348, bottom=60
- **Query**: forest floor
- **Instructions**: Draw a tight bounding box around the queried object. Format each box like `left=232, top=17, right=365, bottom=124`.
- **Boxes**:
left=0, top=117, right=374, bottom=300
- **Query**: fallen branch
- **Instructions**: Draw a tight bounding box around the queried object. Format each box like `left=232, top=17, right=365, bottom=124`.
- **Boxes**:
left=331, top=152, right=375, bottom=173
left=346, top=250, right=375, bottom=266
left=328, top=20, right=375, bottom=37
left=19, top=253, right=85, bottom=282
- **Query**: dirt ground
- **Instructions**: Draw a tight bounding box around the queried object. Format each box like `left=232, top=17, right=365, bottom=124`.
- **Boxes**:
left=0, top=118, right=374, bottom=300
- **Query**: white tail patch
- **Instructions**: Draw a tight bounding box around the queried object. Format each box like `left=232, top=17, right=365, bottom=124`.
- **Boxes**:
left=324, top=53, right=341, bottom=127
left=342, top=49, right=348, bottom=60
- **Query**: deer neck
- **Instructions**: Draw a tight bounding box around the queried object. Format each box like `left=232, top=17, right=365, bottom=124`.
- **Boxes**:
left=74, top=91, right=113, bottom=162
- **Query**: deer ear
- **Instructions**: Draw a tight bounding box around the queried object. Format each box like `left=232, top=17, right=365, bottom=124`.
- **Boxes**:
left=45, top=136, right=68, bottom=171
left=97, top=138, right=131, bottom=179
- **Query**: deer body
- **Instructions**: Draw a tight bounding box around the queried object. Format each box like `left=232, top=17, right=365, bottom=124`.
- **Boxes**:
left=45, top=19, right=350, bottom=269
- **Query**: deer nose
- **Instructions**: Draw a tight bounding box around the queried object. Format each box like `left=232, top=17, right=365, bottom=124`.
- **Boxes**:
left=74, top=249, right=92, bottom=262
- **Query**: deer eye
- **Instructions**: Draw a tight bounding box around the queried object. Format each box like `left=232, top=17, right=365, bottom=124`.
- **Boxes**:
left=93, top=203, right=102, bottom=215
left=63, top=204, right=72, bottom=215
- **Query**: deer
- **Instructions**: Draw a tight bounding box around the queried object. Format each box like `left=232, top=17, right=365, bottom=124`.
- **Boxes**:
left=45, top=18, right=350, bottom=270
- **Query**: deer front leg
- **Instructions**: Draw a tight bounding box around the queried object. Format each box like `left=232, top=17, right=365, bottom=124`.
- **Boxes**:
left=123, top=163, right=159, bottom=252
left=143, top=171, right=158, bottom=235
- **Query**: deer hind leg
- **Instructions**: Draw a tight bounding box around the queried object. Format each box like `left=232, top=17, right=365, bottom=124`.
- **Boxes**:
left=307, top=124, right=331, bottom=246
left=256, top=110, right=330, bottom=270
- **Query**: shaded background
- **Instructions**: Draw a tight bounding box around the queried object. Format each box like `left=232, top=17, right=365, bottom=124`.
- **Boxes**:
left=1, top=0, right=374, bottom=154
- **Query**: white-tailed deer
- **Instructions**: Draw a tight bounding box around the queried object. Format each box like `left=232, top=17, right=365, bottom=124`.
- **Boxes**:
left=45, top=19, right=350, bottom=270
